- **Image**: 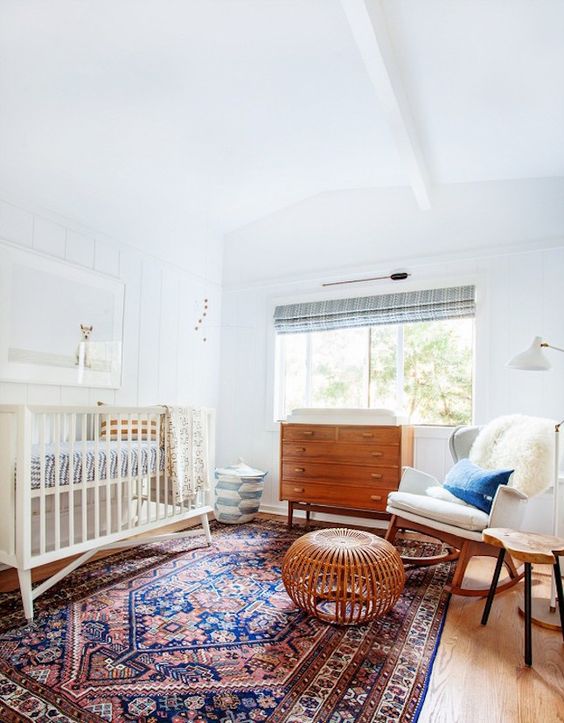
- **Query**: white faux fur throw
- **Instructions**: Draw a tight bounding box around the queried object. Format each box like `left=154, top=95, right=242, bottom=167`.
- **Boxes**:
left=469, top=415, right=556, bottom=497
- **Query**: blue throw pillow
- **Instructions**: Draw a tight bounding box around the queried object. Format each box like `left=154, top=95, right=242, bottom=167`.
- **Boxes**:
left=443, top=459, right=513, bottom=514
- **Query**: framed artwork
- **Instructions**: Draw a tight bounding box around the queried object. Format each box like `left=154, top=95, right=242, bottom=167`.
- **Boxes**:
left=0, top=242, right=124, bottom=388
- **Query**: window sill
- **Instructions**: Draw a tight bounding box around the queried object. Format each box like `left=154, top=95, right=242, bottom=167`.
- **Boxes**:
left=267, top=421, right=459, bottom=434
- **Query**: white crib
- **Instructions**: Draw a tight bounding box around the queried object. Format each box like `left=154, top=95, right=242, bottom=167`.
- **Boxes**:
left=0, top=404, right=214, bottom=621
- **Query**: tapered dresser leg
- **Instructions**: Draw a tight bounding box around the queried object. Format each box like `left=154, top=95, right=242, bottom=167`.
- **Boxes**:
left=287, top=502, right=294, bottom=529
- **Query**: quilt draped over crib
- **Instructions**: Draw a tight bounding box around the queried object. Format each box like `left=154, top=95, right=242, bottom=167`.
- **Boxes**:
left=164, top=406, right=209, bottom=503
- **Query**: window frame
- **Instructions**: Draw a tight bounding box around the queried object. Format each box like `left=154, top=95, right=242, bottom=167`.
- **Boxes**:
left=266, top=276, right=480, bottom=431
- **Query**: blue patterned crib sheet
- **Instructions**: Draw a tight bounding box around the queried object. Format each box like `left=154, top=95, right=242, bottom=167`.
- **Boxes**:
left=29, top=441, right=165, bottom=489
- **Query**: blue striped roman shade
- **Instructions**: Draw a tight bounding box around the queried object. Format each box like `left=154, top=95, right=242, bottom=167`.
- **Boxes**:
left=273, top=286, right=475, bottom=334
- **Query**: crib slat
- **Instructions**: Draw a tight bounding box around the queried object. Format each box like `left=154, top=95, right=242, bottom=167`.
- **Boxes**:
left=94, top=412, right=100, bottom=538
left=117, top=415, right=122, bottom=532
left=155, top=413, right=161, bottom=522
left=39, top=414, right=46, bottom=555
left=81, top=415, right=88, bottom=542
left=164, top=417, right=169, bottom=518
left=137, top=413, right=143, bottom=527
left=69, top=413, right=76, bottom=547
left=126, top=414, right=133, bottom=529
left=54, top=414, right=61, bottom=551
left=105, top=414, right=111, bottom=535
left=146, top=413, right=152, bottom=526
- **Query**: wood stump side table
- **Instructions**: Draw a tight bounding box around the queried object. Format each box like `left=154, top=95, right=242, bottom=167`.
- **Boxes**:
left=481, top=527, right=564, bottom=666
left=282, top=528, right=405, bottom=625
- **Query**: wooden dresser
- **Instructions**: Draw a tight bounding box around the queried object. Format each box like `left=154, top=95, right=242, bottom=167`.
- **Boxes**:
left=279, top=423, right=413, bottom=527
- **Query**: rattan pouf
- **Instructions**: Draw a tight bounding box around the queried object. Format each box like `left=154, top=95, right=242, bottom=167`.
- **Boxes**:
left=282, top=528, right=405, bottom=625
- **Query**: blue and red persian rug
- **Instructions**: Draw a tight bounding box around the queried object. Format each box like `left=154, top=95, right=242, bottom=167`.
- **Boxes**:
left=0, top=521, right=452, bottom=722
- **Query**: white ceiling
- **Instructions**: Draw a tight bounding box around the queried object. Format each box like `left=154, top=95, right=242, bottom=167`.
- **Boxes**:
left=223, top=178, right=564, bottom=285
left=383, top=0, right=564, bottom=182
left=0, top=1, right=562, bottom=275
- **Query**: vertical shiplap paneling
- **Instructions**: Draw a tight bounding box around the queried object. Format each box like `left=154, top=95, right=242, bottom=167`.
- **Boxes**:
left=541, top=247, right=564, bottom=420
left=137, top=261, right=162, bottom=405
left=94, top=239, right=120, bottom=277
left=89, top=388, right=116, bottom=406
left=158, top=268, right=180, bottom=403
left=0, top=382, right=27, bottom=404
left=65, top=229, right=95, bottom=268
left=479, top=255, right=510, bottom=422
left=0, top=201, right=33, bottom=247
left=0, top=198, right=223, bottom=411
left=218, top=246, right=564, bottom=520
left=197, top=282, right=222, bottom=408
left=114, top=248, right=141, bottom=405
left=60, top=387, right=90, bottom=406
left=27, top=385, right=62, bottom=405
left=33, top=217, right=66, bottom=258
left=176, top=274, right=197, bottom=405
left=185, top=275, right=211, bottom=407
left=505, top=251, right=545, bottom=416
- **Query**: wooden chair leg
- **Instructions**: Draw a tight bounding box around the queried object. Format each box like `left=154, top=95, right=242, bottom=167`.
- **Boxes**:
left=385, top=516, right=523, bottom=597
left=447, top=540, right=473, bottom=594
left=385, top=515, right=399, bottom=544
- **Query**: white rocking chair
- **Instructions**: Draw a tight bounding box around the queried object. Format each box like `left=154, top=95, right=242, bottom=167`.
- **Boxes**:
left=385, top=425, right=527, bottom=597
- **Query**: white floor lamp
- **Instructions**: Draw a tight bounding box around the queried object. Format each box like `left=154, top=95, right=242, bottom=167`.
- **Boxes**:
left=508, top=336, right=563, bottom=630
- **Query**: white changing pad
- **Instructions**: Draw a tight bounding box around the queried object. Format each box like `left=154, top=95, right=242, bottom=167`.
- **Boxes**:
left=286, top=408, right=407, bottom=426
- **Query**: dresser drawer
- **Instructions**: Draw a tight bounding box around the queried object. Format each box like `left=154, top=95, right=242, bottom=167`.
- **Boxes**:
left=337, top=426, right=401, bottom=445
left=282, top=441, right=400, bottom=466
left=281, top=482, right=389, bottom=511
left=282, top=424, right=337, bottom=442
left=282, top=461, right=400, bottom=488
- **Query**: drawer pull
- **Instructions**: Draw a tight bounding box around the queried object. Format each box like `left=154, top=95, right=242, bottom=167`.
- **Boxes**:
left=371, top=451, right=383, bottom=457
left=362, top=432, right=374, bottom=438
left=295, top=447, right=306, bottom=452
left=302, top=431, right=314, bottom=436
left=371, top=473, right=383, bottom=479
left=293, top=487, right=304, bottom=493
left=370, top=494, right=383, bottom=501
left=294, top=467, right=305, bottom=473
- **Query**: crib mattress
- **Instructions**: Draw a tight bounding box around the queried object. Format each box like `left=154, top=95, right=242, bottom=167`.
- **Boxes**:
left=29, top=441, right=164, bottom=489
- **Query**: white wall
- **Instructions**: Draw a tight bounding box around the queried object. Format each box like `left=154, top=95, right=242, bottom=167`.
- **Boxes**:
left=0, top=197, right=222, bottom=408
left=218, top=243, right=564, bottom=529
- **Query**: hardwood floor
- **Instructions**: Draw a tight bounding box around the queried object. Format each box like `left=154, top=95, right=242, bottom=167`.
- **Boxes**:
left=418, top=557, right=564, bottom=723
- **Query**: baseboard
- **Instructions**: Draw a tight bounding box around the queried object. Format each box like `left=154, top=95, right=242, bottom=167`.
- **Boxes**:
left=259, top=503, right=388, bottom=530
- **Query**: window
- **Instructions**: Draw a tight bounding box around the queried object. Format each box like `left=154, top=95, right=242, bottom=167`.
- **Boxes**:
left=276, top=319, right=473, bottom=424
left=274, top=286, right=475, bottom=425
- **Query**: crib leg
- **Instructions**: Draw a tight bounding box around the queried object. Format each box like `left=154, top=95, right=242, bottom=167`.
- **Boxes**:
left=200, top=512, right=212, bottom=545
left=17, top=569, right=34, bottom=623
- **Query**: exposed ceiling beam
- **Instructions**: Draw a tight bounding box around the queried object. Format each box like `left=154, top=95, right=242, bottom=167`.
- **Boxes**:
left=340, top=0, right=432, bottom=210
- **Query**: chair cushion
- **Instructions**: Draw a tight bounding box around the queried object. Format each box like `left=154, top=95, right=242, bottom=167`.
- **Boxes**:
left=443, top=459, right=513, bottom=513
left=426, top=485, right=472, bottom=506
left=387, top=491, right=490, bottom=532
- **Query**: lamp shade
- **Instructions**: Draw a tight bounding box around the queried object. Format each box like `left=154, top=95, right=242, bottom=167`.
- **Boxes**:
left=507, top=336, right=551, bottom=371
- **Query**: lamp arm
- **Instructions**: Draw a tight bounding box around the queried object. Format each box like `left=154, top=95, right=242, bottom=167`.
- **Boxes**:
left=541, top=342, right=564, bottom=354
